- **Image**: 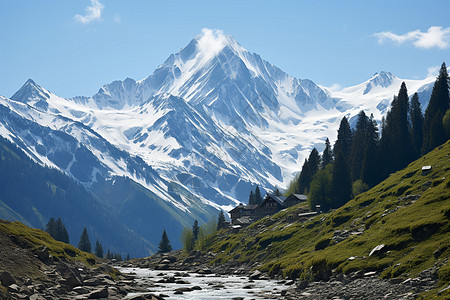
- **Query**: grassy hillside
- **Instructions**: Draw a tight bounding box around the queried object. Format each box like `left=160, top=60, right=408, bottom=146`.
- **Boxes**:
left=205, top=140, right=450, bottom=295
left=0, top=219, right=98, bottom=297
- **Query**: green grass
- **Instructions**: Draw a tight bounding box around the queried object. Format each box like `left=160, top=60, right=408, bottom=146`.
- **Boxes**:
left=202, top=141, right=450, bottom=294
left=0, top=219, right=97, bottom=265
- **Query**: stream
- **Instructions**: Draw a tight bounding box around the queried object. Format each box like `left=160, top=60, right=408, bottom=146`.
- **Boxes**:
left=117, top=267, right=287, bottom=299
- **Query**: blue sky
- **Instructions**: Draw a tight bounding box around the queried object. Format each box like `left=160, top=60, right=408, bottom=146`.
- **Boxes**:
left=1, top=0, right=449, bottom=98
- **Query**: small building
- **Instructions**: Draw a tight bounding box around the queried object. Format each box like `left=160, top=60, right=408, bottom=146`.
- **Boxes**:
left=229, top=193, right=309, bottom=225
left=256, top=194, right=287, bottom=217
left=229, top=204, right=258, bottom=225
left=284, top=194, right=307, bottom=207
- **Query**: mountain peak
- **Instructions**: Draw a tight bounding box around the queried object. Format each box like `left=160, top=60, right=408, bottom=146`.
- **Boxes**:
left=193, top=28, right=239, bottom=55
left=11, top=79, right=50, bottom=103
left=363, top=71, right=397, bottom=94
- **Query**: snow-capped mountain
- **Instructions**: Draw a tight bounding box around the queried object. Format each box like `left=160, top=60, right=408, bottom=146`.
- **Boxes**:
left=0, top=29, right=438, bottom=251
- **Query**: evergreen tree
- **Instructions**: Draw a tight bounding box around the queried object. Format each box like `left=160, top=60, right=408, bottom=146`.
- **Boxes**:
left=55, top=217, right=69, bottom=243
left=126, top=253, right=130, bottom=260
left=333, top=117, right=352, bottom=158
left=321, top=138, right=333, bottom=168
left=46, top=217, right=69, bottom=243
left=380, top=82, right=413, bottom=175
left=248, top=190, right=256, bottom=205
left=77, top=227, right=91, bottom=253
left=331, top=117, right=352, bottom=208
left=95, top=240, right=103, bottom=258
left=45, top=217, right=56, bottom=239
left=296, top=148, right=321, bottom=194
left=192, top=220, right=199, bottom=242
left=106, top=249, right=111, bottom=260
left=217, top=210, right=226, bottom=230
left=254, top=186, right=263, bottom=204
left=296, top=158, right=310, bottom=194
left=361, top=114, right=381, bottom=187
left=422, top=62, right=450, bottom=154
left=350, top=111, right=370, bottom=181
left=409, top=92, right=424, bottom=159
left=307, top=148, right=321, bottom=180
left=157, top=229, right=172, bottom=253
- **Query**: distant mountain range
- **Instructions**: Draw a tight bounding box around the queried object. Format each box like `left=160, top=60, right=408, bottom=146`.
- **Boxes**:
left=0, top=29, right=438, bottom=254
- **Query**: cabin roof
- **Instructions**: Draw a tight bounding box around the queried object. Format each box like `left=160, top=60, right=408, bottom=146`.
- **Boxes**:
left=287, top=194, right=308, bottom=201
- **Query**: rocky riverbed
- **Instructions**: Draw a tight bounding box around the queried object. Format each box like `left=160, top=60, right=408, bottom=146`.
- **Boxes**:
left=1, top=247, right=445, bottom=299
left=114, top=249, right=448, bottom=299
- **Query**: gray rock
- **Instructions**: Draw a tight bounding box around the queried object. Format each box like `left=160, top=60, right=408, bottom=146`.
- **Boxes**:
left=8, top=283, right=20, bottom=293
left=35, top=246, right=50, bottom=261
left=0, top=271, right=15, bottom=286
left=72, top=286, right=90, bottom=294
left=249, top=270, right=262, bottom=280
left=175, top=287, right=192, bottom=293
left=88, top=287, right=108, bottom=299
left=369, top=244, right=386, bottom=256
left=296, top=280, right=308, bottom=290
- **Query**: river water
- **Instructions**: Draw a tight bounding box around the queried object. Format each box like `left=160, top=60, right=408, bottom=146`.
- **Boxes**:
left=117, top=267, right=286, bottom=299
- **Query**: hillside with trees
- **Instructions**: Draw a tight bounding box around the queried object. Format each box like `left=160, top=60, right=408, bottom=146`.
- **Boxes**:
left=286, top=62, right=450, bottom=213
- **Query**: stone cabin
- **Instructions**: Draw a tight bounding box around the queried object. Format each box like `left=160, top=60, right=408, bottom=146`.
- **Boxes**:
left=229, top=204, right=258, bottom=225
left=229, top=193, right=308, bottom=225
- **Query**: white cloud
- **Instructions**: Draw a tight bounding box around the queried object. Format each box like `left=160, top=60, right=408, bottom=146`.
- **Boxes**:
left=374, top=26, right=450, bottom=49
left=74, top=0, right=104, bottom=24
left=427, top=65, right=440, bottom=78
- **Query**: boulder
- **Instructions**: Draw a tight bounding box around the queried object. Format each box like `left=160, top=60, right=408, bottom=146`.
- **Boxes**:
left=0, top=271, right=15, bottom=286
left=369, top=244, right=386, bottom=256
left=88, top=287, right=109, bottom=299
left=249, top=270, right=262, bottom=280
left=7, top=283, right=20, bottom=293
left=34, top=246, right=50, bottom=261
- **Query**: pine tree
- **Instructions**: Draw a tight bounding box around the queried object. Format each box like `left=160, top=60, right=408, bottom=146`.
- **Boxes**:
left=95, top=240, right=103, bottom=258
left=409, top=92, right=424, bottom=159
left=422, top=62, right=450, bottom=154
left=296, top=158, right=310, bottom=194
left=296, top=148, right=321, bottom=194
left=126, top=253, right=130, bottom=260
left=350, top=111, right=369, bottom=181
left=380, top=82, right=413, bottom=175
left=361, top=114, right=381, bottom=187
left=248, top=190, right=256, bottom=205
left=331, top=117, right=352, bottom=208
left=192, top=220, right=199, bottom=242
left=45, top=217, right=56, bottom=239
left=77, top=227, right=91, bottom=253
left=46, top=217, right=69, bottom=243
left=307, top=148, right=321, bottom=180
left=106, top=249, right=111, bottom=260
left=254, top=186, right=263, bottom=204
left=55, top=217, right=70, bottom=243
left=321, top=138, right=333, bottom=168
left=333, top=117, right=352, bottom=158
left=157, top=229, right=172, bottom=253
left=217, top=210, right=226, bottom=230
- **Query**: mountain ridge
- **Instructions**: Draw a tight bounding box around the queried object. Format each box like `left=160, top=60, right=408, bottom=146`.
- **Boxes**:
left=0, top=29, right=442, bottom=255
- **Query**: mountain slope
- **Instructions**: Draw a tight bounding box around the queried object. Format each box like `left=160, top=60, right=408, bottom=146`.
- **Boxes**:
left=204, top=140, right=450, bottom=295
left=0, top=136, right=155, bottom=257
